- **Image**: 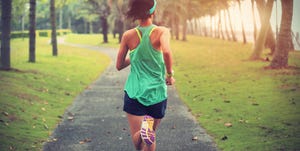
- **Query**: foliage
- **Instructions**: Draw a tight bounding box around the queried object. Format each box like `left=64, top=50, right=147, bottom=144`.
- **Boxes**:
left=0, top=37, right=111, bottom=150
left=172, top=35, right=300, bottom=150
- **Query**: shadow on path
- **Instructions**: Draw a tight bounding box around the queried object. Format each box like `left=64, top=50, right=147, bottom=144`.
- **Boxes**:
left=43, top=40, right=218, bottom=151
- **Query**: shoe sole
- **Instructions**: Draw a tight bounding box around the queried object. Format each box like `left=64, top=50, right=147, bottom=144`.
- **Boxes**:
left=140, top=115, right=155, bottom=146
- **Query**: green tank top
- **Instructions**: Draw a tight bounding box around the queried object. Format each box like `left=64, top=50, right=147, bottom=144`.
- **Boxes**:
left=124, top=25, right=167, bottom=106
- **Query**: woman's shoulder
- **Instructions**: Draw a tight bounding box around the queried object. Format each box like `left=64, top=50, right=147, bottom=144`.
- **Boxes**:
left=122, top=28, right=138, bottom=42
left=124, top=28, right=137, bottom=37
left=154, top=26, right=170, bottom=32
left=152, top=26, right=170, bottom=38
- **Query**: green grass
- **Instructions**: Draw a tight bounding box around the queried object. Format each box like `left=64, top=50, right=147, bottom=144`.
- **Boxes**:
left=0, top=37, right=111, bottom=150
left=171, top=36, right=300, bottom=150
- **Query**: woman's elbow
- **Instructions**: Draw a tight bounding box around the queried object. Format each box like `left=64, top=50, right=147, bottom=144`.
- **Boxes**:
left=116, top=64, right=123, bottom=71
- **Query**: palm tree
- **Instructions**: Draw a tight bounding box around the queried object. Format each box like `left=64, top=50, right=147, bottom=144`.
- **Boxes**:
left=29, top=0, right=36, bottom=62
left=0, top=0, right=12, bottom=70
left=50, top=0, right=58, bottom=56
left=237, top=0, right=247, bottom=44
left=226, top=7, right=237, bottom=41
left=251, top=0, right=257, bottom=42
left=249, top=0, right=274, bottom=60
left=157, top=0, right=182, bottom=40
left=270, top=0, right=293, bottom=68
left=256, top=0, right=276, bottom=54
left=218, top=10, right=225, bottom=40
left=181, top=0, right=190, bottom=41
left=223, top=10, right=231, bottom=41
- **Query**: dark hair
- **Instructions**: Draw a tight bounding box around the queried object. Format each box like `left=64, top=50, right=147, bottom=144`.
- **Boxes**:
left=126, top=0, right=155, bottom=21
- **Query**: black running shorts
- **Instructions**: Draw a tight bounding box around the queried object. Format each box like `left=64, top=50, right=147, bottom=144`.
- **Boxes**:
left=123, top=91, right=167, bottom=119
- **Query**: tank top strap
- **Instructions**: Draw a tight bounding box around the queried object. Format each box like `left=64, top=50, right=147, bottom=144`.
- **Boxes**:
left=136, top=25, right=156, bottom=39
left=149, top=26, right=156, bottom=36
left=135, top=28, right=142, bottom=41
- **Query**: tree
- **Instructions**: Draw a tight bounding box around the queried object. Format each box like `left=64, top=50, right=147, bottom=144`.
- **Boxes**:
left=108, top=0, right=128, bottom=43
left=223, top=10, right=231, bottom=41
left=11, top=0, right=28, bottom=31
left=29, top=0, right=36, bottom=62
left=256, top=0, right=276, bottom=54
left=218, top=10, right=225, bottom=40
left=226, top=7, right=237, bottom=41
left=237, top=0, right=247, bottom=44
left=0, top=0, right=12, bottom=70
left=50, top=0, right=58, bottom=56
left=249, top=0, right=274, bottom=60
left=270, top=0, right=293, bottom=68
left=251, top=0, right=257, bottom=41
left=88, top=0, right=110, bottom=43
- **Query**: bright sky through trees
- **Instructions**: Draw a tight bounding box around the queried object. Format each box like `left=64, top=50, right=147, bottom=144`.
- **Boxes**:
left=224, top=0, right=299, bottom=49
left=229, top=0, right=299, bottom=34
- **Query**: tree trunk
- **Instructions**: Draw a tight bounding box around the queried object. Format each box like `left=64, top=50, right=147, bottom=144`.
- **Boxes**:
left=50, top=0, right=58, bottom=56
left=29, top=0, right=36, bottom=63
left=270, top=0, right=293, bottom=68
left=101, top=17, right=108, bottom=43
left=22, top=14, right=25, bottom=33
left=251, top=0, right=257, bottom=42
left=84, top=20, right=87, bottom=33
left=237, top=0, right=247, bottom=44
left=227, top=8, right=237, bottom=41
left=175, top=15, right=180, bottom=40
left=182, top=19, right=187, bottom=41
left=116, top=18, right=124, bottom=43
left=210, top=16, right=213, bottom=37
left=89, top=22, right=93, bottom=34
left=68, top=16, right=72, bottom=30
left=59, top=8, right=63, bottom=29
left=223, top=10, right=231, bottom=41
left=249, top=0, right=273, bottom=60
left=193, top=19, right=198, bottom=35
left=256, top=0, right=276, bottom=54
left=198, top=18, right=202, bottom=36
left=214, top=16, right=218, bottom=38
left=0, top=0, right=12, bottom=70
left=265, top=25, right=276, bottom=54
left=218, top=11, right=225, bottom=40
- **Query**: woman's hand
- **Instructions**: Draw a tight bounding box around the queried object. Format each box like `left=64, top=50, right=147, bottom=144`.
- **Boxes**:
left=166, top=76, right=175, bottom=85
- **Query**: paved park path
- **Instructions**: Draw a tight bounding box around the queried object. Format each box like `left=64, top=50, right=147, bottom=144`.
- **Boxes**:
left=43, top=40, right=218, bottom=151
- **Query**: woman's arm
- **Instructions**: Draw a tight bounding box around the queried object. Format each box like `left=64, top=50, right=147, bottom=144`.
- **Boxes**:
left=160, top=27, right=175, bottom=85
left=116, top=32, right=130, bottom=71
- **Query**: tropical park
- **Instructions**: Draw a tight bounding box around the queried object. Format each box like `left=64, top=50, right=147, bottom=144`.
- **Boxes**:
left=0, top=0, right=299, bottom=150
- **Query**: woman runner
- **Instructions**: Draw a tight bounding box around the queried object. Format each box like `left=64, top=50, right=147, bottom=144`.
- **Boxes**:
left=116, top=0, right=175, bottom=150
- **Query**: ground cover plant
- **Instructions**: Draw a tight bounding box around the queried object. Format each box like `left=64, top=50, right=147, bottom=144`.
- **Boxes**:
left=171, top=35, right=300, bottom=150
left=0, top=37, right=111, bottom=150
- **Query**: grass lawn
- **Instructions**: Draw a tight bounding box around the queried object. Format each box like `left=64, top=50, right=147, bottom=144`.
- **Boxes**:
left=171, top=36, right=300, bottom=150
left=0, top=37, right=111, bottom=150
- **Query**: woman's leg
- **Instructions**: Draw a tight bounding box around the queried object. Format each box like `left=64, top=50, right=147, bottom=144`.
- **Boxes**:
left=126, top=113, right=162, bottom=151
left=126, top=113, right=144, bottom=150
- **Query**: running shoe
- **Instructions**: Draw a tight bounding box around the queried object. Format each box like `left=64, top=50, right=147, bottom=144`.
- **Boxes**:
left=140, top=115, right=155, bottom=146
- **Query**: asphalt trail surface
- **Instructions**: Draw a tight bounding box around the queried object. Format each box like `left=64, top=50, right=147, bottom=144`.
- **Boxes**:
left=43, top=42, right=218, bottom=151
